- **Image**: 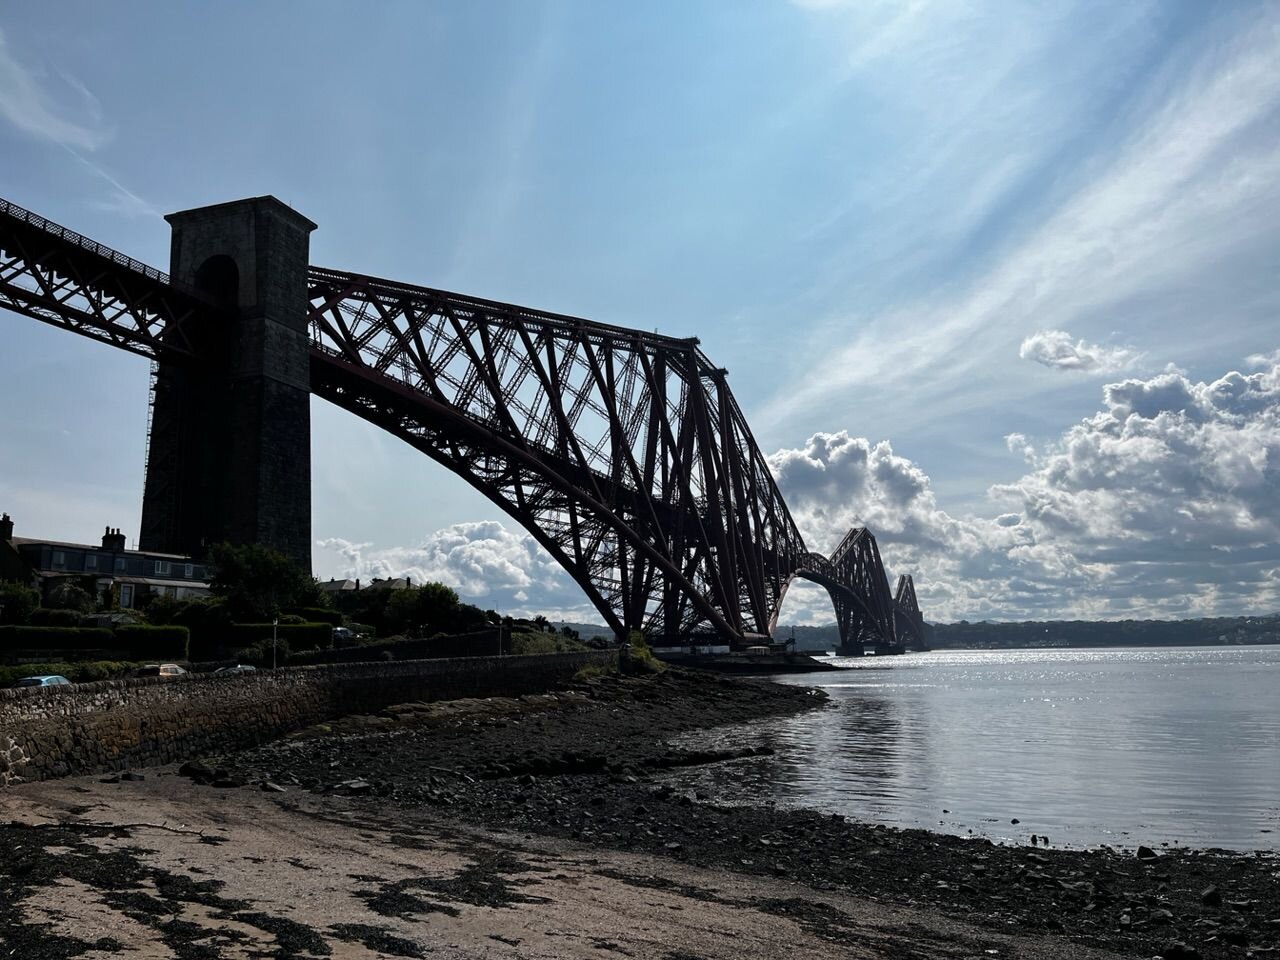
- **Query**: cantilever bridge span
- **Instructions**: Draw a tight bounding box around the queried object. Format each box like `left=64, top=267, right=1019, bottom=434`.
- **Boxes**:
left=0, top=194, right=927, bottom=653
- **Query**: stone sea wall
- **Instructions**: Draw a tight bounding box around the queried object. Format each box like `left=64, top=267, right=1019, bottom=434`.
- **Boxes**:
left=0, top=652, right=614, bottom=786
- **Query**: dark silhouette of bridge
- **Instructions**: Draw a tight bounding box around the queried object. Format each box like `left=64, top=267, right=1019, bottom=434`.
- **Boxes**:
left=0, top=195, right=928, bottom=654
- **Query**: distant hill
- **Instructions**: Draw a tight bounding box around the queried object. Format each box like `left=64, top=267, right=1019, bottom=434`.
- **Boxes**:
left=930, top=614, right=1280, bottom=649
left=555, top=614, right=1280, bottom=650
left=551, top=621, right=614, bottom=641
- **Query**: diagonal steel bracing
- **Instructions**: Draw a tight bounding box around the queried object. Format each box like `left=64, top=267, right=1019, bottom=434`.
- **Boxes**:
left=0, top=196, right=928, bottom=648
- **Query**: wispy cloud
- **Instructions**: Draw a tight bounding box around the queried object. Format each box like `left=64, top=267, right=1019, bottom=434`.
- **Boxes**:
left=1019, top=329, right=1141, bottom=373
left=0, top=28, right=105, bottom=150
left=0, top=27, right=154, bottom=216
left=759, top=11, right=1280, bottom=434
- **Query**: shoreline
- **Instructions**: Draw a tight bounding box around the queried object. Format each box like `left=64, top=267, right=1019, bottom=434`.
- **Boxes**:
left=217, top=667, right=1277, bottom=959
left=3, top=667, right=1276, bottom=958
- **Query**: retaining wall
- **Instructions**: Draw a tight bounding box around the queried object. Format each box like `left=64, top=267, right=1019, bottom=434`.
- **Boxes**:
left=0, top=651, right=614, bottom=786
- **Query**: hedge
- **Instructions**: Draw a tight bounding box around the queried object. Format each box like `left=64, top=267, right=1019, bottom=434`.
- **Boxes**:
left=113, top=624, right=190, bottom=661
left=29, top=608, right=85, bottom=627
left=227, top=622, right=333, bottom=650
left=0, top=660, right=139, bottom=687
left=285, top=607, right=343, bottom=627
left=0, top=625, right=115, bottom=650
left=287, top=629, right=504, bottom=666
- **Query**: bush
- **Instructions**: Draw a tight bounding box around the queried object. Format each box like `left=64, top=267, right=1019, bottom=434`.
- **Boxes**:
left=287, top=607, right=343, bottom=627
left=47, top=581, right=95, bottom=614
left=227, top=622, right=333, bottom=652
left=623, top=630, right=663, bottom=674
left=28, top=608, right=84, bottom=627
left=113, top=624, right=190, bottom=661
left=142, top=594, right=186, bottom=626
left=233, top=636, right=291, bottom=667
left=509, top=629, right=589, bottom=656
left=0, top=583, right=38, bottom=625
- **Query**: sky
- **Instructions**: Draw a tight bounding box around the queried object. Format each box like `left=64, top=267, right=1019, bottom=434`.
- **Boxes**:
left=1, top=1, right=1278, bottom=626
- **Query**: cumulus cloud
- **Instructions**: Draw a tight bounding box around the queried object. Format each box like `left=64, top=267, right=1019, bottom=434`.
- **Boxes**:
left=1246, top=349, right=1280, bottom=369
left=1019, top=330, right=1140, bottom=373
left=316, top=521, right=599, bottom=621
left=770, top=356, right=1280, bottom=624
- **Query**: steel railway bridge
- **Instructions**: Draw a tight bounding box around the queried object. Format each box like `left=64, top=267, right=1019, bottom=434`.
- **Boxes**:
left=0, top=194, right=928, bottom=654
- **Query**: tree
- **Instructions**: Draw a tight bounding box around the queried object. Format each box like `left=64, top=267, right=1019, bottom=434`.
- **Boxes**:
left=48, top=580, right=94, bottom=614
left=0, top=582, right=38, bottom=625
left=208, top=543, right=322, bottom=622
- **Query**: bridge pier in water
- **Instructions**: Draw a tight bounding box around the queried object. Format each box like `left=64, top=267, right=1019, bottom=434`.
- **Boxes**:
left=140, top=198, right=317, bottom=571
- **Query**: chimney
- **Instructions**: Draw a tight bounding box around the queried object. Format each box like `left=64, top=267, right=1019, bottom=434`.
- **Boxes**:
left=0, top=513, right=12, bottom=541
left=102, top=526, right=127, bottom=552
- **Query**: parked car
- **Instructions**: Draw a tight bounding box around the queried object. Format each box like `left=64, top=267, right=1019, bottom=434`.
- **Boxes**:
left=215, top=664, right=257, bottom=675
left=14, top=675, right=71, bottom=688
left=135, top=663, right=188, bottom=678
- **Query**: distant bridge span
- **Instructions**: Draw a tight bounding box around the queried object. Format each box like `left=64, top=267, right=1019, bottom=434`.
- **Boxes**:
left=0, top=194, right=927, bottom=651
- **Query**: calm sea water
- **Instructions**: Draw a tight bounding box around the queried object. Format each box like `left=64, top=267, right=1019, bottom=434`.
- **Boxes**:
left=666, top=646, right=1280, bottom=852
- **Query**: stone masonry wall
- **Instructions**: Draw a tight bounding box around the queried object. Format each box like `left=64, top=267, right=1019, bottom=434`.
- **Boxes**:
left=0, top=652, right=614, bottom=786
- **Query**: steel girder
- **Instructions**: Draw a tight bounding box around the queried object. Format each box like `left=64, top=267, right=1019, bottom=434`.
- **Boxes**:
left=305, top=266, right=807, bottom=641
left=0, top=194, right=929, bottom=646
left=0, top=197, right=207, bottom=361
left=894, top=574, right=929, bottom=651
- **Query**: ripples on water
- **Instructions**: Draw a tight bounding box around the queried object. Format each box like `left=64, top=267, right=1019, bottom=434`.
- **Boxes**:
left=666, top=646, right=1280, bottom=851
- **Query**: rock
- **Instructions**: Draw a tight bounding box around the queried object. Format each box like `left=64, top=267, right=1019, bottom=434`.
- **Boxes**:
left=99, top=775, right=120, bottom=784
left=1011, top=818, right=1020, bottom=825
left=1135, top=845, right=1159, bottom=861
left=121, top=771, right=145, bottom=782
left=261, top=781, right=287, bottom=793
left=1160, top=942, right=1201, bottom=960
left=1221, top=928, right=1249, bottom=947
left=1200, top=885, right=1222, bottom=907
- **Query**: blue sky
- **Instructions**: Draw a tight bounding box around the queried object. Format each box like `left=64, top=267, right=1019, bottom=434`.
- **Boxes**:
left=2, top=1, right=1278, bottom=624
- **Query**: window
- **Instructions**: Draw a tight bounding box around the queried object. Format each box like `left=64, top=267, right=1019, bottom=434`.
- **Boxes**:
left=119, top=584, right=134, bottom=608
left=155, top=560, right=172, bottom=576
left=51, top=550, right=66, bottom=568
left=184, top=563, right=193, bottom=579
left=85, top=554, right=98, bottom=571
left=115, top=556, right=126, bottom=572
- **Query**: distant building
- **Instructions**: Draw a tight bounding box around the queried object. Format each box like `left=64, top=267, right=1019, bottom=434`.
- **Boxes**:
left=318, top=577, right=361, bottom=596
left=360, top=577, right=412, bottom=592
left=0, top=513, right=210, bottom=608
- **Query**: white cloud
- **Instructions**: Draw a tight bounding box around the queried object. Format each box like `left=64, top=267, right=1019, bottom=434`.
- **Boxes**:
left=1019, top=329, right=1140, bottom=373
left=1246, top=349, right=1280, bottom=369
left=316, top=520, right=599, bottom=622
left=0, top=29, right=105, bottom=150
left=771, top=356, right=1280, bottom=624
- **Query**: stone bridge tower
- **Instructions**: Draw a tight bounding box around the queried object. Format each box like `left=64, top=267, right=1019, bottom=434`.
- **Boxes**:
left=139, top=197, right=316, bottom=571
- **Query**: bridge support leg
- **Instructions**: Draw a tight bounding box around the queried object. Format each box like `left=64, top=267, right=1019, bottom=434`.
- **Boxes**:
left=140, top=197, right=317, bottom=571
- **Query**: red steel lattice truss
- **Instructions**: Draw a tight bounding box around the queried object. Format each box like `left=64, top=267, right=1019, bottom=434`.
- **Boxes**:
left=0, top=197, right=927, bottom=648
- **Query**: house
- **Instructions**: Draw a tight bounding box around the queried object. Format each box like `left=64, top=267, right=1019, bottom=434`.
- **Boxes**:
left=0, top=513, right=211, bottom=609
left=318, top=577, right=361, bottom=597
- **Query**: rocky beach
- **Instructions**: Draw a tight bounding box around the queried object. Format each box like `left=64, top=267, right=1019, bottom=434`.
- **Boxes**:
left=3, top=667, right=1277, bottom=959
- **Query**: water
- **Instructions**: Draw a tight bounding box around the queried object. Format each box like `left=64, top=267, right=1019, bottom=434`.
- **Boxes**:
left=666, top=646, right=1280, bottom=851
